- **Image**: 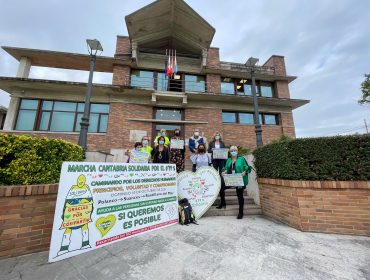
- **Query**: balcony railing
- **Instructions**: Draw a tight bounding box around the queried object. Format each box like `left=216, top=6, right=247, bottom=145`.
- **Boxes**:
left=121, top=75, right=216, bottom=93
left=220, top=62, right=275, bottom=75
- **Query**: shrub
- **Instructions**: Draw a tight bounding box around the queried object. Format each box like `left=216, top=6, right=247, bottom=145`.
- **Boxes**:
left=253, top=135, right=370, bottom=181
left=0, top=134, right=84, bottom=185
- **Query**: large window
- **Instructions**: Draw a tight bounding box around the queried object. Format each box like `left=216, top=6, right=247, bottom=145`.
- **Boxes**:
left=15, top=99, right=38, bottom=130
left=222, top=111, right=279, bottom=125
left=221, top=78, right=275, bottom=97
left=131, top=70, right=154, bottom=89
left=185, top=75, right=205, bottom=92
left=221, top=78, right=235, bottom=95
left=15, top=99, right=109, bottom=133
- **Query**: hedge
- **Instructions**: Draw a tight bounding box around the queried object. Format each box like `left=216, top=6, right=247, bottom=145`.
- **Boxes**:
left=0, top=134, right=84, bottom=185
left=253, top=135, right=370, bottom=181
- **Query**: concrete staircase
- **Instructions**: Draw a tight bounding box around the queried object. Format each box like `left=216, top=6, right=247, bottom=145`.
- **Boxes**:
left=184, top=159, right=262, bottom=217
left=204, top=189, right=262, bottom=217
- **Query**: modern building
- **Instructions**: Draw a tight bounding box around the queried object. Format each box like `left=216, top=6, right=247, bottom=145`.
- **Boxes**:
left=0, top=0, right=308, bottom=159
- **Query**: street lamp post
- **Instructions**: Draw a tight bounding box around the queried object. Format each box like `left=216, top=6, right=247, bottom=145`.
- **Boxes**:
left=78, top=39, right=103, bottom=152
left=246, top=57, right=263, bottom=148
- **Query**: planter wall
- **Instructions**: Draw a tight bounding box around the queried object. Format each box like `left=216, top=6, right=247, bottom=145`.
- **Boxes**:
left=0, top=184, right=58, bottom=259
left=258, top=179, right=370, bottom=236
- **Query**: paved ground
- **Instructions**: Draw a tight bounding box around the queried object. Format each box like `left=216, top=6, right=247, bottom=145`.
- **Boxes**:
left=1, top=216, right=369, bottom=280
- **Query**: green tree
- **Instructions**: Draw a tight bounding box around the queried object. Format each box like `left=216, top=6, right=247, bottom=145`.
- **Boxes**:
left=359, top=74, right=370, bottom=104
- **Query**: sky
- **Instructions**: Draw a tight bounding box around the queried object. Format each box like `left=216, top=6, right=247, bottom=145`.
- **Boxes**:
left=0, top=0, right=369, bottom=137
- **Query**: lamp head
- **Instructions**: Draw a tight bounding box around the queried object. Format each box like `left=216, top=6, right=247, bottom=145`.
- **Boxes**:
left=245, top=57, right=259, bottom=67
left=86, top=39, right=103, bottom=55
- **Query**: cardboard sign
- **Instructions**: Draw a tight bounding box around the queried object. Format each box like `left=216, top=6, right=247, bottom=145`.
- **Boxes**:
left=212, top=148, right=229, bottom=160
left=223, top=174, right=244, bottom=187
left=177, top=167, right=221, bottom=219
left=49, top=162, right=178, bottom=263
left=170, top=139, right=184, bottom=149
left=129, top=151, right=149, bottom=163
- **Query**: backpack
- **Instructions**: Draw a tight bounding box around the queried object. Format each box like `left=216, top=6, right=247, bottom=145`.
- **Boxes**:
left=178, top=198, right=198, bottom=225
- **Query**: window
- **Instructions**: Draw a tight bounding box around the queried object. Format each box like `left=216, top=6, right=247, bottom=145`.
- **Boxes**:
left=157, top=73, right=168, bottom=91
left=221, top=78, right=235, bottom=95
left=185, top=75, right=205, bottom=92
left=15, top=99, right=39, bottom=130
left=15, top=99, right=109, bottom=133
left=222, top=111, right=279, bottom=125
left=222, top=112, right=237, bottom=123
left=239, top=113, right=254, bottom=124
left=263, top=114, right=278, bottom=125
left=131, top=70, right=154, bottom=89
left=155, top=108, right=182, bottom=121
left=260, top=82, right=273, bottom=97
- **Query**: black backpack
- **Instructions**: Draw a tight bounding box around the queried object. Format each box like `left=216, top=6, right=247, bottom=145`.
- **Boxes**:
left=178, top=198, right=198, bottom=225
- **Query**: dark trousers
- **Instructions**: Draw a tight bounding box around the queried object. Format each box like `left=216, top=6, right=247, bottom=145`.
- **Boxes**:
left=212, top=159, right=225, bottom=173
left=220, top=187, right=244, bottom=214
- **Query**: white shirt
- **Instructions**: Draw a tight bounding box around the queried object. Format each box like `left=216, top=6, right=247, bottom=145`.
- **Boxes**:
left=191, top=153, right=211, bottom=169
left=215, top=143, right=220, bottom=149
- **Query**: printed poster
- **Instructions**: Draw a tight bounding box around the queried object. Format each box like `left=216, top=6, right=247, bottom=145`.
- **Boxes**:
left=223, top=174, right=244, bottom=187
left=49, top=162, right=178, bottom=262
left=212, top=148, right=229, bottom=159
left=129, top=151, right=149, bottom=163
left=170, top=139, right=184, bottom=149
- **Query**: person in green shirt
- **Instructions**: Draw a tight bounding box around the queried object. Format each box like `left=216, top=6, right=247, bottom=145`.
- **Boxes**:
left=221, top=146, right=251, bottom=219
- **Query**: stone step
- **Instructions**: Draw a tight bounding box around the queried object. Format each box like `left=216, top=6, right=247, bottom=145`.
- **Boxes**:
left=203, top=204, right=262, bottom=217
left=213, top=197, right=255, bottom=206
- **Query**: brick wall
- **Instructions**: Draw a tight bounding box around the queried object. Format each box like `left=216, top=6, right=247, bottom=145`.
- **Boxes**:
left=206, top=47, right=220, bottom=69
left=206, top=74, right=221, bottom=93
left=112, top=65, right=130, bottom=86
left=114, top=36, right=131, bottom=57
left=0, top=184, right=58, bottom=259
left=263, top=55, right=287, bottom=76
left=259, top=178, right=370, bottom=236
left=275, top=80, right=290, bottom=98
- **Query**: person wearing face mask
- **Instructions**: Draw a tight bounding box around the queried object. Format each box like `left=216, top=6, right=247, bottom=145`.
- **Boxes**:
left=154, top=129, right=170, bottom=147
left=208, top=132, right=226, bottom=173
left=190, top=143, right=211, bottom=171
left=188, top=128, right=205, bottom=172
left=221, top=146, right=251, bottom=219
left=141, top=136, right=152, bottom=162
left=127, top=142, right=144, bottom=163
left=170, top=129, right=185, bottom=173
left=151, top=136, right=170, bottom=164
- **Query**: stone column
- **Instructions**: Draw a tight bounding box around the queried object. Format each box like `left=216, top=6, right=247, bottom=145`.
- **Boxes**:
left=3, top=57, right=32, bottom=131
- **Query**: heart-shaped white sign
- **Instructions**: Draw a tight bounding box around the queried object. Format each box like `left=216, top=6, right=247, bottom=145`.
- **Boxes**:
left=177, top=166, right=221, bottom=219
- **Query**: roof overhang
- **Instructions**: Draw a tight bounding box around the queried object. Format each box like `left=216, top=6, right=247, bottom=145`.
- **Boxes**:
left=2, top=46, right=132, bottom=73
left=125, top=0, right=215, bottom=57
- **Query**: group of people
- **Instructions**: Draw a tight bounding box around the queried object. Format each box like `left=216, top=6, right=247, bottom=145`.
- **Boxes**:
left=127, top=128, right=251, bottom=219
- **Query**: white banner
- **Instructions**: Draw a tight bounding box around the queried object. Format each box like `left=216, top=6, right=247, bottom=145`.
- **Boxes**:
left=49, top=162, right=178, bottom=263
left=177, top=167, right=221, bottom=219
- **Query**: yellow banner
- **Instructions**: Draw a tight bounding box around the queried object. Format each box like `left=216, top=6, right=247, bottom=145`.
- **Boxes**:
left=60, top=202, right=93, bottom=229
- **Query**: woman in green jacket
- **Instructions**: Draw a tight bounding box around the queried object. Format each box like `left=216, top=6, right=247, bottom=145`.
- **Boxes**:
left=220, top=146, right=251, bottom=219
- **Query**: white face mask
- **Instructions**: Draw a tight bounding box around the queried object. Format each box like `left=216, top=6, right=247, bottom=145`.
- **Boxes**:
left=142, top=140, right=148, bottom=146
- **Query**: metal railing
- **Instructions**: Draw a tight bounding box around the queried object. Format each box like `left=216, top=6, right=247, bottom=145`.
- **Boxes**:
left=220, top=62, right=275, bottom=75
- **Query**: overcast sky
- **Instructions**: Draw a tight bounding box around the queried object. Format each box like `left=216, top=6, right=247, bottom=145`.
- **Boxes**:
left=0, top=0, right=369, bottom=137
